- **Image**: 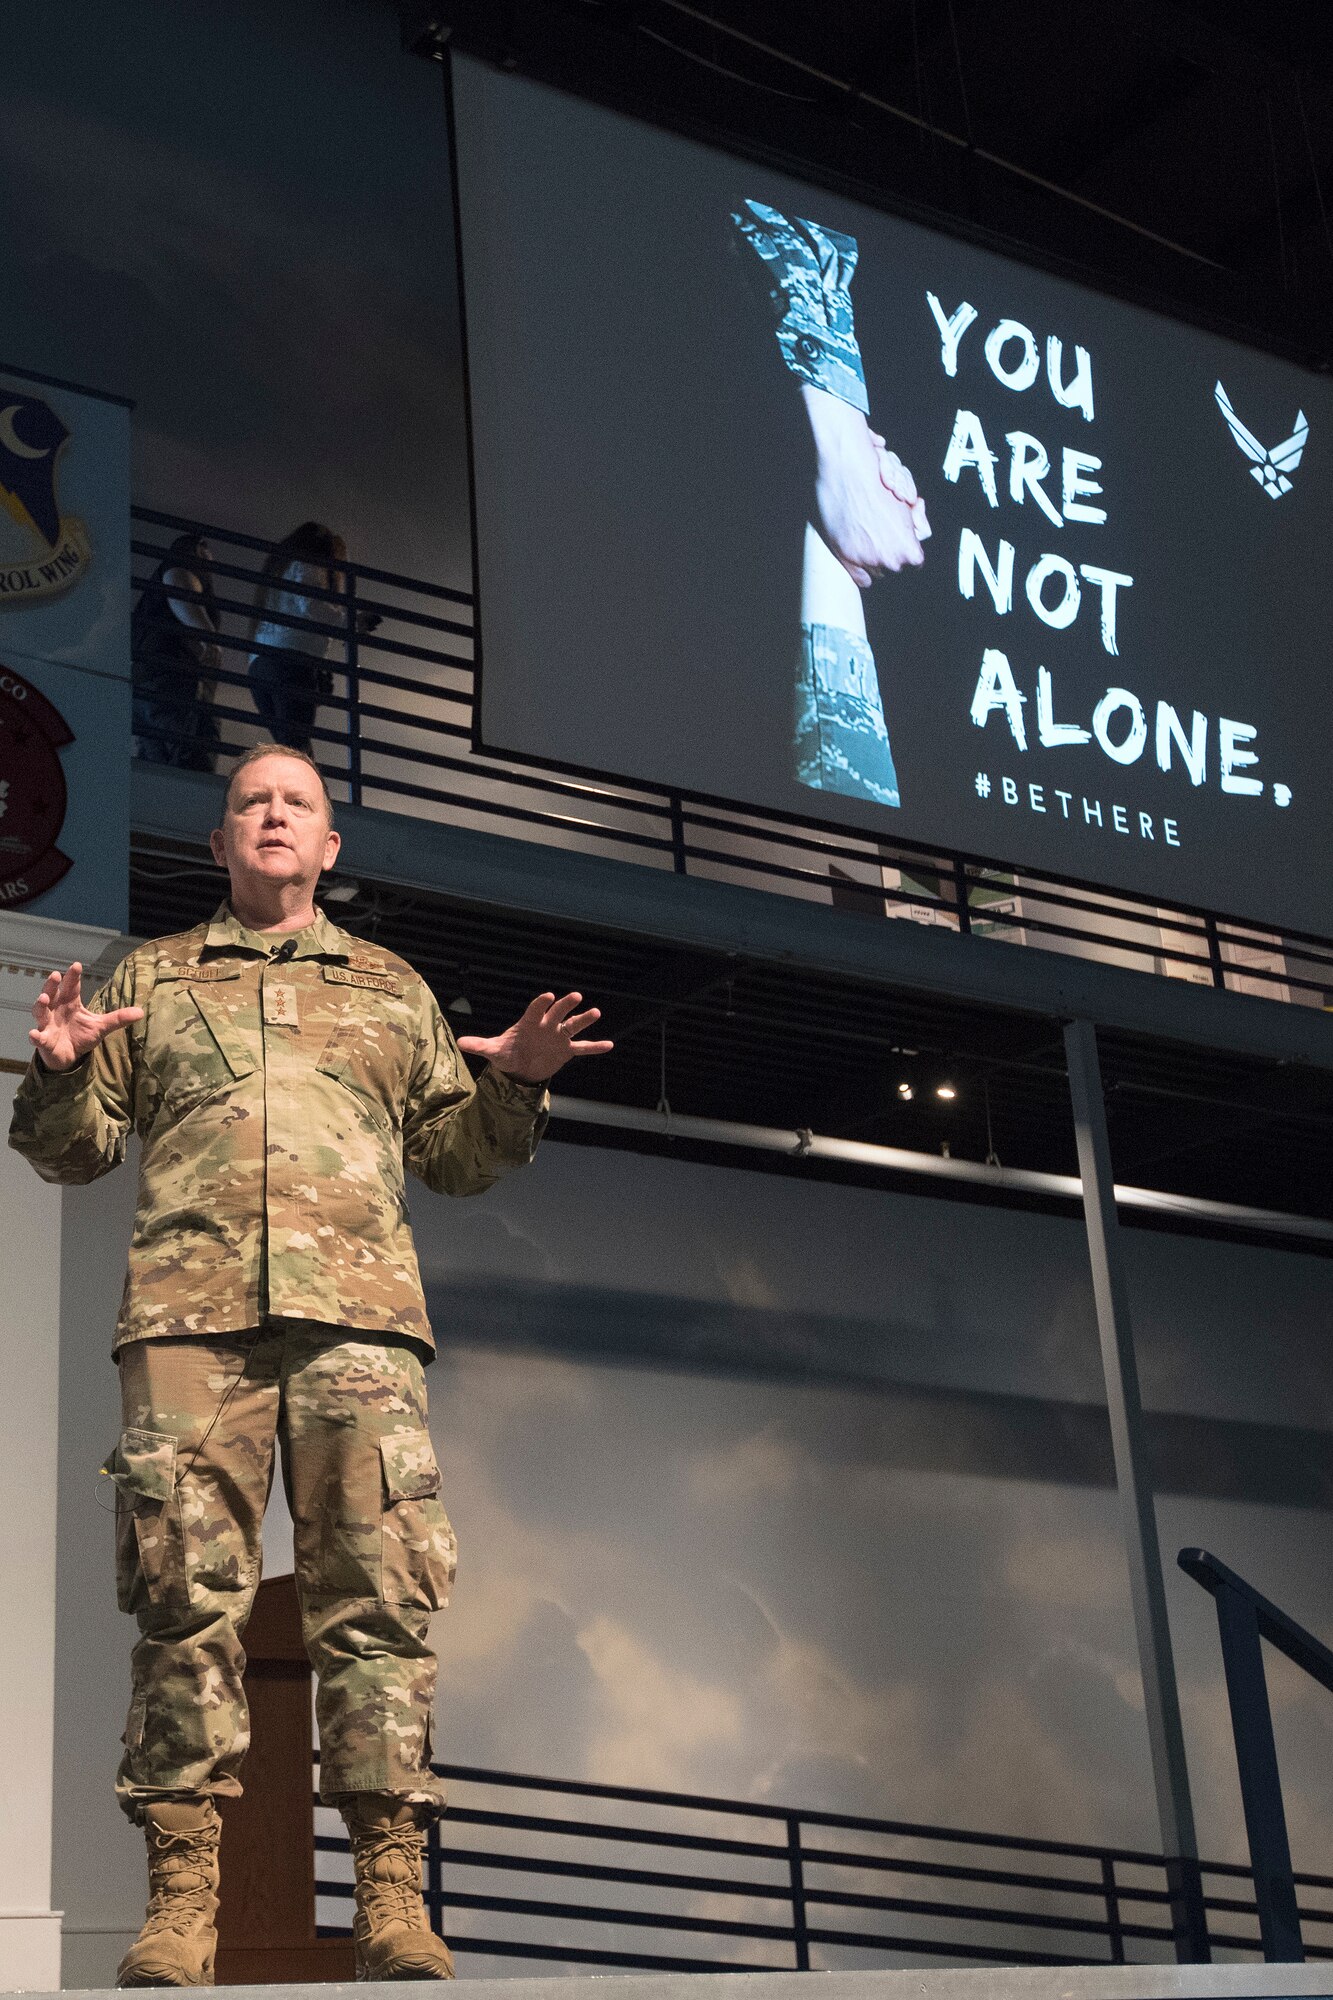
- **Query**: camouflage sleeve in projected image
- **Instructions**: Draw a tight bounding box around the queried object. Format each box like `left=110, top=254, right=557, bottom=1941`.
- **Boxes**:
left=731, top=198, right=869, bottom=413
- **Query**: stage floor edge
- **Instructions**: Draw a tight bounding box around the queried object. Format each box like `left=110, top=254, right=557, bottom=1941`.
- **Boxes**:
left=10, top=1966, right=1333, bottom=2000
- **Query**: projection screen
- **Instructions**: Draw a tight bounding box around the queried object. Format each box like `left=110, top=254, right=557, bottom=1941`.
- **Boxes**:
left=450, top=53, right=1333, bottom=938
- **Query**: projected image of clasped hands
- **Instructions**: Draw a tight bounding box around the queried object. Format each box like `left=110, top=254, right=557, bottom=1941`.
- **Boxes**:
left=734, top=198, right=1296, bottom=839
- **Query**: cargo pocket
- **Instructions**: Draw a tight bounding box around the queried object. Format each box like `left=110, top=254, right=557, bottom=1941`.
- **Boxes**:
left=380, top=1429, right=458, bottom=1611
left=104, top=1428, right=185, bottom=1616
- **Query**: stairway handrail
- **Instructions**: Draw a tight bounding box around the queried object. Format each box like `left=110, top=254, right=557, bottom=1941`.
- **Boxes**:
left=1178, top=1545, right=1333, bottom=1964
left=1180, top=1548, right=1333, bottom=1696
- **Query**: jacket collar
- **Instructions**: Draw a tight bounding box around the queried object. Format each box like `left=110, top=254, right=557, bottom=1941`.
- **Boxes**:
left=199, top=902, right=367, bottom=965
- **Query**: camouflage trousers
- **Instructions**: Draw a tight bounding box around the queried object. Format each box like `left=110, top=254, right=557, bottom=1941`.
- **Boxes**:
left=107, top=1321, right=457, bottom=1824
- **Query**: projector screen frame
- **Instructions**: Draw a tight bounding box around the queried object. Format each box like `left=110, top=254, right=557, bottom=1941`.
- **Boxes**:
left=443, top=46, right=1333, bottom=949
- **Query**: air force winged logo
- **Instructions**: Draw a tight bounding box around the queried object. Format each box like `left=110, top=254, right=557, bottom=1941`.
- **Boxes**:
left=1214, top=381, right=1308, bottom=499
left=0, top=393, right=92, bottom=608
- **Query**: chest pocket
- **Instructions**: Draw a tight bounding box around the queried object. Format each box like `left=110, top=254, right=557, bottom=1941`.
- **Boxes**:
left=316, top=1008, right=410, bottom=1137
left=148, top=975, right=257, bottom=1118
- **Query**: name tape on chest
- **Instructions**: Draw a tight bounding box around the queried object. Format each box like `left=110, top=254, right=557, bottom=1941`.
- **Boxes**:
left=172, top=963, right=241, bottom=982
left=324, top=964, right=401, bottom=995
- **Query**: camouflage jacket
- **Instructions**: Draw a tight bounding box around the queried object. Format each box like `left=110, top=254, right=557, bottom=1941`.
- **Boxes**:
left=732, top=198, right=869, bottom=414
left=8, top=904, right=548, bottom=1354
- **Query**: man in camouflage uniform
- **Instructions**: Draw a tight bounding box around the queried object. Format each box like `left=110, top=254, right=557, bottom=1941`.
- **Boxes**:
left=9, top=743, right=611, bottom=1987
left=732, top=197, right=929, bottom=807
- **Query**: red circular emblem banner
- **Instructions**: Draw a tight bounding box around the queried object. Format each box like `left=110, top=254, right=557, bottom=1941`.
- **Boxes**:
left=0, top=661, right=74, bottom=907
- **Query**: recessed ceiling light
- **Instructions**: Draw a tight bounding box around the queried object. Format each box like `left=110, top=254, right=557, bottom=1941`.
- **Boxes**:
left=936, top=1082, right=957, bottom=1101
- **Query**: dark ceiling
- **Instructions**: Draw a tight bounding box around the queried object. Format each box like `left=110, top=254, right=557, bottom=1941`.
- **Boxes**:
left=129, top=833, right=1333, bottom=1242
left=405, top=0, right=1333, bottom=365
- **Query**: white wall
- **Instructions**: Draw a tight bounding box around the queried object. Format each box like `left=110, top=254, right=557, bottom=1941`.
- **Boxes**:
left=49, top=1144, right=144, bottom=1989
left=0, top=913, right=123, bottom=1990
left=0, top=1073, right=64, bottom=1990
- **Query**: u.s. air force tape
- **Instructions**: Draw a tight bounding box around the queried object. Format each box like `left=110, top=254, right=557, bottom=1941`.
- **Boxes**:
left=324, top=965, right=401, bottom=994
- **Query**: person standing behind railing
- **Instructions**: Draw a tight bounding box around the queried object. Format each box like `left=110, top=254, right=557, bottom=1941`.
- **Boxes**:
left=131, top=533, right=224, bottom=770
left=247, top=520, right=343, bottom=756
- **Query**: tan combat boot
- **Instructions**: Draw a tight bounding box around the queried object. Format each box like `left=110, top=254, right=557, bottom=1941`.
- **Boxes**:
left=341, top=1794, right=455, bottom=1980
left=116, top=1798, right=221, bottom=1988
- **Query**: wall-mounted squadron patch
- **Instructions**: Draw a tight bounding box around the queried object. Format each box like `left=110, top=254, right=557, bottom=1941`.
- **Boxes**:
left=0, top=394, right=92, bottom=606
left=0, top=660, right=74, bottom=905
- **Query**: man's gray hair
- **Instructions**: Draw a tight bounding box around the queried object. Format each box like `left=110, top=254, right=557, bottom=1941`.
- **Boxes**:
left=223, top=743, right=335, bottom=823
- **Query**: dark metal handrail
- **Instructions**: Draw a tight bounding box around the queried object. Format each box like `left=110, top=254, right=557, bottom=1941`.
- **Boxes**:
left=129, top=507, right=1333, bottom=1008
left=1179, top=1547, right=1333, bottom=1964
left=310, top=1758, right=1333, bottom=1971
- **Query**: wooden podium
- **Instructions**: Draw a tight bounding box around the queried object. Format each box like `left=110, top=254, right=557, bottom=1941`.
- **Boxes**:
left=214, top=1575, right=356, bottom=1983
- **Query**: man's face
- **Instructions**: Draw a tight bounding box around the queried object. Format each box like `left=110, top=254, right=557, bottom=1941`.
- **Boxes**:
left=209, top=755, right=340, bottom=900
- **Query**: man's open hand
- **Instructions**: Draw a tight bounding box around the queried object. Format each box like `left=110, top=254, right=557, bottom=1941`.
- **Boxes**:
left=457, top=992, right=613, bottom=1084
left=30, top=963, right=144, bottom=1073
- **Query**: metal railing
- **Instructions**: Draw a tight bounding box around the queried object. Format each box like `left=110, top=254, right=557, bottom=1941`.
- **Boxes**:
left=130, top=509, right=1333, bottom=1008
left=311, top=1761, right=1333, bottom=1971
left=1180, top=1548, right=1333, bottom=1963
